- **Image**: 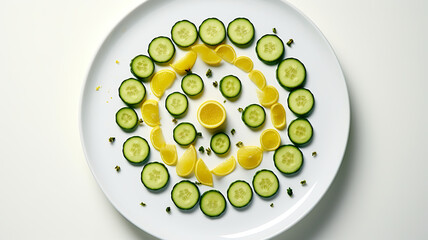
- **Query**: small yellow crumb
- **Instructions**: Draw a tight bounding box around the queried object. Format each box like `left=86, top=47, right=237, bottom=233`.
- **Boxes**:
left=116, top=60, right=120, bottom=64
left=96, top=86, right=101, bottom=91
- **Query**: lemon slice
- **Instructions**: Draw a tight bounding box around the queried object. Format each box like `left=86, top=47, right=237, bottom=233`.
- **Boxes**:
left=257, top=85, right=279, bottom=108
left=176, top=145, right=197, bottom=177
left=237, top=146, right=263, bottom=169
left=234, top=56, right=253, bottom=73
left=160, top=144, right=177, bottom=166
left=270, top=102, right=286, bottom=130
left=211, top=156, right=236, bottom=176
left=197, top=100, right=226, bottom=129
left=191, top=44, right=222, bottom=65
left=214, top=44, right=236, bottom=63
left=150, top=126, right=166, bottom=151
left=170, top=50, right=197, bottom=75
left=195, top=158, right=213, bottom=186
left=150, top=69, right=176, bottom=98
left=141, top=99, right=160, bottom=127
left=248, top=70, right=267, bottom=89
left=260, top=129, right=281, bottom=151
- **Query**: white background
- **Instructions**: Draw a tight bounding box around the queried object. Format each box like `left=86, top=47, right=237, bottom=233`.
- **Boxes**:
left=1, top=0, right=427, bottom=239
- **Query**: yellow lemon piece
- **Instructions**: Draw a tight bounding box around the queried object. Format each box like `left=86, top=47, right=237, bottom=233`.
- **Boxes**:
left=195, top=158, right=213, bottom=187
left=237, top=146, right=263, bottom=169
left=141, top=99, right=160, bottom=127
left=234, top=56, right=253, bottom=73
left=214, top=44, right=236, bottom=63
left=248, top=70, right=267, bottom=89
left=191, top=44, right=222, bottom=65
left=160, top=144, right=177, bottom=166
left=257, top=85, right=279, bottom=108
left=211, top=156, right=236, bottom=176
left=169, top=50, right=197, bottom=75
left=260, top=129, right=281, bottom=151
left=197, top=100, right=226, bottom=129
left=271, top=102, right=286, bottom=130
left=150, top=69, right=176, bottom=98
left=176, top=145, right=197, bottom=177
left=150, top=126, right=166, bottom=151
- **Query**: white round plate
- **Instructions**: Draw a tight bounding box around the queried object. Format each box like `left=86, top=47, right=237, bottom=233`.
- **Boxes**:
left=80, top=0, right=350, bottom=239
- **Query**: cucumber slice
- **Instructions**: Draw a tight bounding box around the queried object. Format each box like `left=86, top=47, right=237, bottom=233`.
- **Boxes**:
left=130, top=55, right=155, bottom=80
left=199, top=18, right=226, bottom=46
left=171, top=180, right=200, bottom=210
left=227, top=180, right=253, bottom=208
left=118, top=78, right=146, bottom=107
left=148, top=36, right=176, bottom=63
left=181, top=73, right=204, bottom=96
left=165, top=92, right=188, bottom=117
left=256, top=34, right=284, bottom=65
left=210, top=132, right=230, bottom=155
left=288, top=118, right=313, bottom=146
left=122, top=136, right=150, bottom=165
left=200, top=190, right=226, bottom=217
left=242, top=104, right=266, bottom=128
left=171, top=20, right=198, bottom=48
left=288, top=88, right=314, bottom=117
left=252, top=169, right=279, bottom=198
left=276, top=58, right=306, bottom=90
left=115, top=107, right=138, bottom=131
left=219, top=75, right=242, bottom=99
left=227, top=17, right=255, bottom=47
left=274, top=145, right=303, bottom=174
left=173, top=122, right=197, bottom=146
left=141, top=162, right=169, bottom=190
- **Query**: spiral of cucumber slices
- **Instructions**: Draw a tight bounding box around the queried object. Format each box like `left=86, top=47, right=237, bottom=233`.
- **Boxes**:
left=227, top=17, right=255, bottom=47
left=200, top=190, right=226, bottom=217
left=210, top=132, right=230, bottom=155
left=252, top=169, right=279, bottom=198
left=173, top=122, right=197, bottom=146
left=171, top=180, right=200, bottom=210
left=199, top=18, right=226, bottom=46
left=274, top=145, right=303, bottom=174
left=219, top=75, right=241, bottom=99
left=130, top=55, right=155, bottom=80
left=256, top=34, right=284, bottom=65
left=165, top=92, right=188, bottom=117
left=118, top=78, right=146, bottom=107
left=276, top=58, right=306, bottom=90
left=115, top=107, right=138, bottom=131
left=288, top=118, right=313, bottom=146
left=148, top=36, right=176, bottom=63
left=242, top=104, right=266, bottom=128
left=181, top=73, right=204, bottom=96
left=288, top=88, right=314, bottom=117
left=141, top=162, right=169, bottom=190
left=227, top=180, right=253, bottom=208
left=171, top=20, right=198, bottom=48
left=122, top=136, right=150, bottom=165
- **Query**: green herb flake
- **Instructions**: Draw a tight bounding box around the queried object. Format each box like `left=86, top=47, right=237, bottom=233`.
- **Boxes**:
left=236, top=141, right=244, bottom=148
left=138, top=118, right=144, bottom=125
left=194, top=181, right=202, bottom=185
left=198, top=146, right=205, bottom=153
left=300, top=180, right=307, bottom=185
left=166, top=206, right=171, bottom=213
left=287, top=39, right=294, bottom=47
left=206, top=69, right=212, bottom=77
left=231, top=129, right=236, bottom=135
left=206, top=148, right=212, bottom=155
left=223, top=100, right=226, bottom=103
left=312, top=151, right=317, bottom=157
left=185, top=68, right=192, bottom=74
left=140, top=202, right=146, bottom=206
left=172, top=118, right=178, bottom=124
left=272, top=28, right=277, bottom=34
left=114, top=165, right=121, bottom=172
left=197, top=132, right=202, bottom=137
left=213, top=81, right=218, bottom=87
left=108, top=137, right=115, bottom=143
left=270, top=203, right=274, bottom=207
left=287, top=187, right=293, bottom=197
left=238, top=107, right=243, bottom=113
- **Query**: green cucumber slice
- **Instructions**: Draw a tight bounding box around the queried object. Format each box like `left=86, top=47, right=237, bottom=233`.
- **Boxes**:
left=227, top=180, right=253, bottom=208
left=173, top=122, right=197, bottom=146
left=252, top=169, right=279, bottom=198
left=219, top=75, right=241, bottom=99
left=200, top=190, right=226, bottom=217
left=181, top=73, right=204, bottom=96
left=242, top=104, right=266, bottom=128
left=165, top=92, right=188, bottom=117
left=148, top=36, right=175, bottom=63
left=141, top=162, right=169, bottom=190
left=118, top=78, right=146, bottom=107
left=274, top=145, right=303, bottom=174
left=171, top=180, right=200, bottom=210
left=171, top=20, right=198, bottom=48
left=227, top=17, right=255, bottom=47
left=199, top=18, right=226, bottom=46
left=276, top=58, right=306, bottom=90
left=288, top=118, right=313, bottom=146
left=122, top=136, right=150, bottom=165
left=288, top=88, right=314, bottom=117
left=210, top=132, right=230, bottom=155
left=130, top=55, right=155, bottom=80
left=256, top=34, right=284, bottom=65
left=115, top=107, right=138, bottom=131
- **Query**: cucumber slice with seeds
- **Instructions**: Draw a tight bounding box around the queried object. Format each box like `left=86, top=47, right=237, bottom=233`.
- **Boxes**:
left=171, top=20, right=198, bottom=48
left=288, top=88, right=314, bottom=117
left=165, top=92, right=188, bottom=117
left=288, top=118, right=313, bottom=146
left=210, top=132, right=230, bottom=155
left=199, top=18, right=226, bottom=46
left=122, top=136, right=150, bottom=165
left=227, top=17, right=255, bottom=47
left=227, top=180, right=253, bottom=208
left=141, top=162, right=169, bottom=190
left=252, top=169, right=279, bottom=198
left=173, top=122, right=197, bottom=146
left=219, top=75, right=241, bottom=99
left=148, top=36, right=176, bottom=63
left=276, top=58, right=306, bottom=90
left=130, top=55, right=155, bottom=80
left=200, top=190, right=226, bottom=217
left=242, top=104, right=266, bottom=128
left=118, top=78, right=146, bottom=107
left=274, top=145, right=303, bottom=174
left=171, top=180, right=200, bottom=210
left=256, top=34, right=284, bottom=65
left=115, top=107, right=138, bottom=131
left=181, top=73, right=204, bottom=96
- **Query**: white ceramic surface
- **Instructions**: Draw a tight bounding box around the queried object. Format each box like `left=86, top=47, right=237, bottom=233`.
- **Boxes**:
left=80, top=0, right=350, bottom=239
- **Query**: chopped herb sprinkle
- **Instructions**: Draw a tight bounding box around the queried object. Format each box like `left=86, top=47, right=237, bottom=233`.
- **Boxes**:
left=312, top=151, right=317, bottom=157
left=185, top=68, right=192, bottom=73
left=206, top=69, right=212, bottom=77
left=197, top=132, right=202, bottom=137
left=300, top=180, right=307, bottom=185
left=194, top=181, right=202, bottom=185
left=223, top=100, right=226, bottom=103
left=287, top=187, right=293, bottom=197
left=270, top=203, right=274, bottom=207
left=198, top=146, right=205, bottom=153
left=115, top=165, right=121, bottom=172
left=108, top=137, right=115, bottom=143
left=172, top=118, right=178, bottom=124
left=236, top=141, right=244, bottom=148
left=206, top=148, right=212, bottom=155
left=140, top=202, right=146, bottom=206
left=166, top=206, right=171, bottom=213
left=138, top=118, right=144, bottom=125
left=238, top=107, right=243, bottom=112
left=287, top=39, right=294, bottom=47
left=272, top=28, right=277, bottom=34
left=231, top=129, right=236, bottom=135
left=213, top=81, right=218, bottom=87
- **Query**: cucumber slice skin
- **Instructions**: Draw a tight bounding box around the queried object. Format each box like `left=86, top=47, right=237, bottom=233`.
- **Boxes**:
left=227, top=180, right=253, bottom=208
left=219, top=75, right=242, bottom=99
left=256, top=34, right=285, bottom=65
left=115, top=107, right=138, bottom=131
left=141, top=162, right=170, bottom=190
left=210, top=132, right=231, bottom=155
left=252, top=169, right=280, bottom=198
left=274, top=145, right=304, bottom=174
left=199, top=18, right=226, bottom=46
left=287, top=88, right=315, bottom=117
left=173, top=122, right=197, bottom=146
left=227, top=17, right=255, bottom=47
left=122, top=136, right=150, bottom=165
left=165, top=92, right=188, bottom=117
left=181, top=73, right=204, bottom=96
left=118, top=78, right=146, bottom=107
left=288, top=118, right=313, bottom=147
left=171, top=180, right=200, bottom=210
left=242, top=104, right=266, bottom=128
left=148, top=36, right=176, bottom=64
left=200, top=190, right=227, bottom=217
left=130, top=55, right=155, bottom=80
left=171, top=20, right=198, bottom=48
left=276, top=58, right=307, bottom=91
